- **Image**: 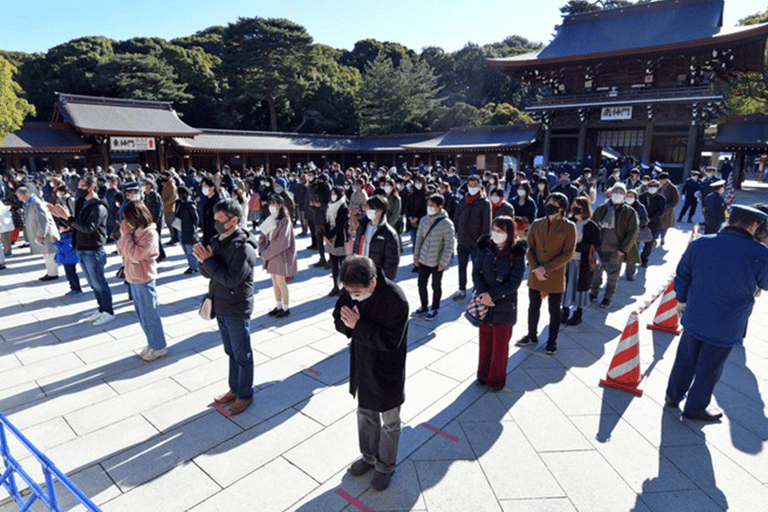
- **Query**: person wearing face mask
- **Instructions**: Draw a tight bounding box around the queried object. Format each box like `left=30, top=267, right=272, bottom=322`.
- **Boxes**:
left=141, top=178, right=166, bottom=262
left=353, top=196, right=400, bottom=281
left=589, top=184, right=640, bottom=308
left=453, top=175, right=491, bottom=300
left=702, top=179, right=726, bottom=235
left=606, top=168, right=623, bottom=190
left=490, top=188, right=514, bottom=219
left=533, top=178, right=550, bottom=219
left=174, top=186, right=200, bottom=274
left=258, top=195, right=297, bottom=318
left=665, top=205, right=768, bottom=422
left=159, top=171, right=179, bottom=245
left=293, top=173, right=309, bottom=236
left=194, top=199, right=259, bottom=416
left=678, top=170, right=701, bottom=223
left=16, top=185, right=60, bottom=281
left=445, top=166, right=461, bottom=192
left=309, top=173, right=332, bottom=268
left=624, top=189, right=649, bottom=281
left=333, top=255, right=409, bottom=492
left=383, top=179, right=402, bottom=235
left=49, top=174, right=115, bottom=326
left=349, top=178, right=369, bottom=235
left=699, top=167, right=719, bottom=200
left=200, top=176, right=222, bottom=246
left=639, top=179, right=667, bottom=267
left=273, top=177, right=296, bottom=223
left=407, top=176, right=428, bottom=242
left=624, top=168, right=642, bottom=191
left=561, top=197, right=601, bottom=326
left=324, top=186, right=350, bottom=296
left=413, top=194, right=455, bottom=321
left=515, top=192, right=576, bottom=355
left=657, top=172, right=680, bottom=245
left=472, top=216, right=527, bottom=389
left=511, top=181, right=537, bottom=230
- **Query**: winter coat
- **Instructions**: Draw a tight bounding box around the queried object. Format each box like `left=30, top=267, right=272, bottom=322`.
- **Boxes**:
left=640, top=192, right=667, bottom=234
left=258, top=216, right=297, bottom=277
left=353, top=218, right=400, bottom=281
left=592, top=202, right=640, bottom=265
left=116, top=223, right=159, bottom=284
left=472, top=236, right=527, bottom=326
left=703, top=192, right=726, bottom=234
left=53, top=230, right=78, bottom=265
left=526, top=214, right=577, bottom=294
left=414, top=210, right=454, bottom=268
left=407, top=189, right=428, bottom=222
left=550, top=182, right=579, bottom=207
left=201, top=191, right=221, bottom=245
left=573, top=218, right=602, bottom=292
left=308, top=181, right=331, bottom=225
left=676, top=227, right=768, bottom=347
left=174, top=200, right=199, bottom=245
left=160, top=178, right=178, bottom=212
left=456, top=196, right=491, bottom=248
left=22, top=195, right=59, bottom=255
left=491, top=200, right=515, bottom=220
left=68, top=197, right=108, bottom=251
left=385, top=193, right=402, bottom=228
left=333, top=266, right=409, bottom=412
left=659, top=181, right=680, bottom=230
left=144, top=191, right=163, bottom=228
left=324, top=203, right=349, bottom=249
left=199, top=228, right=259, bottom=319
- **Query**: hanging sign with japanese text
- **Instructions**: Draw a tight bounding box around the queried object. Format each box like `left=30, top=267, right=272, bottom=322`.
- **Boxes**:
left=601, top=106, right=633, bottom=121
left=110, top=137, right=156, bottom=152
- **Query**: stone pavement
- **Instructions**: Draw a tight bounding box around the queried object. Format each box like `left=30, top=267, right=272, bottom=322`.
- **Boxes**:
left=1, top=189, right=768, bottom=512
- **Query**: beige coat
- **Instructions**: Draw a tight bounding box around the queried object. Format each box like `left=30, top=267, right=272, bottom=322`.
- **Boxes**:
left=526, top=215, right=576, bottom=294
left=660, top=182, right=680, bottom=230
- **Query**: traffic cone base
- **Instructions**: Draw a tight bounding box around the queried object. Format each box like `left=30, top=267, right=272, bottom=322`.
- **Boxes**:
left=600, top=377, right=644, bottom=396
left=646, top=323, right=681, bottom=335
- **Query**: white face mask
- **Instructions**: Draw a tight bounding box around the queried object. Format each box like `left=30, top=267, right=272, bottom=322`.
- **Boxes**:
left=517, top=189, right=526, bottom=197
left=611, top=193, right=625, bottom=204
left=467, top=186, right=480, bottom=196
left=331, top=194, right=338, bottom=202
left=648, top=187, right=659, bottom=194
left=626, top=197, right=636, bottom=205
left=275, top=187, right=283, bottom=194
left=202, top=186, right=210, bottom=196
left=491, top=231, right=507, bottom=245
left=366, top=209, right=378, bottom=221
left=269, top=205, right=279, bottom=216
left=427, top=206, right=437, bottom=216
left=351, top=289, right=374, bottom=302
left=384, top=185, right=393, bottom=194
left=491, top=196, right=502, bottom=204
left=414, top=182, right=423, bottom=190
left=538, top=183, right=546, bottom=190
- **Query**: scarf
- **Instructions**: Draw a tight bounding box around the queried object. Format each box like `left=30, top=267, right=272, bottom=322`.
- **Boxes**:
left=260, top=212, right=278, bottom=237
left=326, top=196, right=346, bottom=227
left=600, top=204, right=617, bottom=230
left=465, top=192, right=482, bottom=205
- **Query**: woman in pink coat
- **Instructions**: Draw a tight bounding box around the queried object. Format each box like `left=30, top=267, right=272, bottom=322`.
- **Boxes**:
left=258, top=194, right=297, bottom=318
left=116, top=201, right=167, bottom=361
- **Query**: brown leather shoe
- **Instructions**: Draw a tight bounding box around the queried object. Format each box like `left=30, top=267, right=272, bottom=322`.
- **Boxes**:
left=213, top=391, right=237, bottom=405
left=228, top=397, right=253, bottom=416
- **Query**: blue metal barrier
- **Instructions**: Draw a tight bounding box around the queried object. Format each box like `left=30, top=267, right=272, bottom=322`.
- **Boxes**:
left=0, top=412, right=102, bottom=512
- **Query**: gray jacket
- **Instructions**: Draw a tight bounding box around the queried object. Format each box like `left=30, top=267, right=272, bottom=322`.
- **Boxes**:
left=23, top=195, right=59, bottom=255
left=414, top=210, right=455, bottom=268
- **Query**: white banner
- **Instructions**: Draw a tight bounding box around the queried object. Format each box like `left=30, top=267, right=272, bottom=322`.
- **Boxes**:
left=601, top=106, right=633, bottom=121
left=111, top=137, right=156, bottom=152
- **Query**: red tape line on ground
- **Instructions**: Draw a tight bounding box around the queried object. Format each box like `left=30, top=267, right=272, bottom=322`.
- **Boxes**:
left=304, top=368, right=322, bottom=375
left=335, top=489, right=374, bottom=512
left=422, top=423, right=460, bottom=442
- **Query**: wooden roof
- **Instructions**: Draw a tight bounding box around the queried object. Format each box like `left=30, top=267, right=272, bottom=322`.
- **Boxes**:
left=0, top=123, right=91, bottom=153
left=401, top=124, right=540, bottom=152
left=714, top=116, right=768, bottom=149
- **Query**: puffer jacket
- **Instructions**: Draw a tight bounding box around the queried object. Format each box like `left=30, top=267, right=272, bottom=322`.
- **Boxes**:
left=200, top=228, right=259, bottom=319
left=414, top=210, right=454, bottom=268
left=472, top=236, right=527, bottom=326
left=116, top=223, right=159, bottom=284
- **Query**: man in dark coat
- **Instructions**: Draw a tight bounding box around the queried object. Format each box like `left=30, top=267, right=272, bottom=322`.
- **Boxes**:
left=453, top=175, right=491, bottom=300
left=639, top=180, right=666, bottom=267
left=550, top=172, right=579, bottom=208
left=142, top=178, right=166, bottom=261
left=702, top=180, right=726, bottom=235
left=333, top=255, right=409, bottom=492
left=678, top=170, right=701, bottom=223
left=308, top=172, right=331, bottom=267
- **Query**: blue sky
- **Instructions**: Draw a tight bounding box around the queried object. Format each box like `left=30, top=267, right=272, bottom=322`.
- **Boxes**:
left=1, top=0, right=766, bottom=55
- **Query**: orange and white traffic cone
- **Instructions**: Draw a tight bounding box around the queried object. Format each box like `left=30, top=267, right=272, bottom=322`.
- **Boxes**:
left=600, top=312, right=643, bottom=396
left=646, top=280, right=681, bottom=335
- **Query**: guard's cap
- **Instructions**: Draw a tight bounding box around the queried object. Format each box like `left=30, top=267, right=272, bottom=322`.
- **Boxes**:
left=731, top=205, right=768, bottom=221
left=710, top=179, right=726, bottom=189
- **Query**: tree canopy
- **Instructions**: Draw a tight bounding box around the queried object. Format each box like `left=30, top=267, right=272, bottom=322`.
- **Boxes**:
left=0, top=54, right=35, bottom=141
left=718, top=8, right=768, bottom=116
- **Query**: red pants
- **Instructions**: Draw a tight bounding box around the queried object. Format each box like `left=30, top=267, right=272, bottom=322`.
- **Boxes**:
left=477, top=323, right=513, bottom=388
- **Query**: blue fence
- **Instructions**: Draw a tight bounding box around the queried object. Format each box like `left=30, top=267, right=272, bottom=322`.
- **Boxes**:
left=0, top=412, right=102, bottom=512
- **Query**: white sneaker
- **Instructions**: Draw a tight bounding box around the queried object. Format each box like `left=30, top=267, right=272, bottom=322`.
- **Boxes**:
left=84, top=311, right=101, bottom=322
left=93, top=312, right=115, bottom=326
left=140, top=348, right=167, bottom=362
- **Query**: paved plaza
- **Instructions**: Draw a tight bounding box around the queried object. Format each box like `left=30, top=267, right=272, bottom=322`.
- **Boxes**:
left=2, top=189, right=768, bottom=512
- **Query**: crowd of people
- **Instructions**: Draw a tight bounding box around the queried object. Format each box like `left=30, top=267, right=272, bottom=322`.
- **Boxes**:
left=0, top=156, right=765, bottom=490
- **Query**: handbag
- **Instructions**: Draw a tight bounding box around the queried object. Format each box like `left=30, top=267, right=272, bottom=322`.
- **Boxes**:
left=171, top=217, right=182, bottom=231
left=588, top=244, right=600, bottom=271
left=464, top=292, right=489, bottom=327
left=198, top=295, right=215, bottom=320
left=116, top=266, right=125, bottom=279
left=637, top=226, right=653, bottom=243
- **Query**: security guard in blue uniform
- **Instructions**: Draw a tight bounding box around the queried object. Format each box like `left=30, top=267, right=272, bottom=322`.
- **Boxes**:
left=702, top=179, right=726, bottom=235
left=665, top=205, right=768, bottom=421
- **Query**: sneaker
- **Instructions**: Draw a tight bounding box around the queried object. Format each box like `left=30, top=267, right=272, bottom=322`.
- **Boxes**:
left=411, top=306, right=429, bottom=317
left=85, top=311, right=102, bottom=322
left=599, top=298, right=611, bottom=309
left=589, top=293, right=598, bottom=303
left=275, top=308, right=291, bottom=318
left=267, top=307, right=281, bottom=317
left=139, top=347, right=167, bottom=362
left=93, top=312, right=116, bottom=326
left=64, top=290, right=83, bottom=297
left=515, top=334, right=537, bottom=347
left=452, top=290, right=467, bottom=301
left=0, top=264, right=6, bottom=270
left=183, top=267, right=195, bottom=275
left=313, top=259, right=327, bottom=268
left=424, top=309, right=439, bottom=321
left=545, top=346, right=557, bottom=356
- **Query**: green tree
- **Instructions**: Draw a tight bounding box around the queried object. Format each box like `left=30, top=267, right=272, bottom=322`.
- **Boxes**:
left=357, top=53, right=442, bottom=135
left=428, top=102, right=487, bottom=131
left=718, top=9, right=768, bottom=116
left=340, top=39, right=416, bottom=73
left=0, top=55, right=35, bottom=140
left=93, top=53, right=192, bottom=103
left=222, top=17, right=313, bottom=131
left=479, top=102, right=534, bottom=125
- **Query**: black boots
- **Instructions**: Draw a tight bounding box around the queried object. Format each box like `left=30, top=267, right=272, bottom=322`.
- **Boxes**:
left=566, top=308, right=583, bottom=326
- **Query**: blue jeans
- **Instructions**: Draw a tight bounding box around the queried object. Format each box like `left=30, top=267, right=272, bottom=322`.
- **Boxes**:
left=130, top=280, right=166, bottom=350
left=182, top=244, right=198, bottom=271
left=216, top=316, right=254, bottom=399
left=665, top=330, right=734, bottom=415
left=456, top=244, right=477, bottom=291
left=78, top=248, right=113, bottom=315
left=63, top=263, right=82, bottom=292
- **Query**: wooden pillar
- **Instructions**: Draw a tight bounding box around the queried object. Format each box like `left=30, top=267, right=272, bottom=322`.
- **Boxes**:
left=542, top=129, right=552, bottom=168
left=100, top=141, right=110, bottom=170
left=683, top=124, right=698, bottom=181
left=576, top=124, right=587, bottom=163
left=215, top=153, right=221, bottom=171
left=157, top=140, right=166, bottom=171
left=641, top=121, right=654, bottom=165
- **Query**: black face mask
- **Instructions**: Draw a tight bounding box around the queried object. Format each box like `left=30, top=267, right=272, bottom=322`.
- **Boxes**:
left=572, top=206, right=582, bottom=216
left=214, top=220, right=229, bottom=234
left=77, top=188, right=89, bottom=199
left=544, top=204, right=560, bottom=216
